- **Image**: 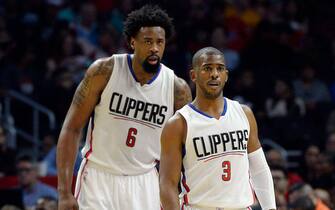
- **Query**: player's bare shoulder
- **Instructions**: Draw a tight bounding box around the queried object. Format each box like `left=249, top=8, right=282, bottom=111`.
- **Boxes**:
left=174, top=75, right=192, bottom=111
left=240, top=104, right=257, bottom=125
left=87, top=56, right=114, bottom=80
left=241, top=104, right=253, bottom=116
left=72, top=56, right=114, bottom=107
left=162, top=112, right=187, bottom=144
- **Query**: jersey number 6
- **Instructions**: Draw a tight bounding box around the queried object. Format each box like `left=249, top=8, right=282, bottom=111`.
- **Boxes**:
left=126, top=127, right=138, bottom=147
left=222, top=161, right=231, bottom=181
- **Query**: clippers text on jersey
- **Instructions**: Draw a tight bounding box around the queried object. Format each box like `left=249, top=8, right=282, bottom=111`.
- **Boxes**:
left=109, top=92, right=168, bottom=125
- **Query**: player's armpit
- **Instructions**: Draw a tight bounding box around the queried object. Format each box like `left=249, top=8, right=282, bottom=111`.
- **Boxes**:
left=174, top=76, right=192, bottom=111
left=241, top=104, right=261, bottom=153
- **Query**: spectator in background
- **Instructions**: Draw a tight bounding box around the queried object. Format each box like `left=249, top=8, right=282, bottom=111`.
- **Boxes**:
left=312, top=153, right=335, bottom=190
left=232, top=69, right=263, bottom=112
left=265, top=78, right=306, bottom=148
left=293, top=65, right=331, bottom=111
left=300, top=145, right=320, bottom=184
left=210, top=27, right=240, bottom=71
left=328, top=186, right=335, bottom=209
left=35, top=196, right=57, bottom=210
left=16, top=155, right=57, bottom=209
left=265, top=78, right=305, bottom=118
left=324, top=132, right=335, bottom=156
left=39, top=133, right=57, bottom=161
left=73, top=2, right=98, bottom=47
left=0, top=17, right=16, bottom=91
left=270, top=165, right=288, bottom=203
left=290, top=195, right=315, bottom=210
left=288, top=183, right=330, bottom=210
left=40, top=132, right=82, bottom=176
left=266, top=149, right=287, bottom=168
left=0, top=125, right=16, bottom=177
left=267, top=149, right=302, bottom=187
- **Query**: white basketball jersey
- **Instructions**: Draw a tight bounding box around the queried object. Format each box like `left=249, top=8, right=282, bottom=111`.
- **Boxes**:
left=178, top=98, right=254, bottom=208
left=81, top=54, right=175, bottom=175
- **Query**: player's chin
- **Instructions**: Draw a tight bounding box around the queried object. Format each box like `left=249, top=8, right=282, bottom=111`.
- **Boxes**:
left=205, top=91, right=222, bottom=99
left=207, top=85, right=223, bottom=93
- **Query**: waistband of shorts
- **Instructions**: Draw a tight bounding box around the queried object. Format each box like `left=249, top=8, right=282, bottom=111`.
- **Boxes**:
left=85, top=159, right=156, bottom=176
left=187, top=204, right=250, bottom=210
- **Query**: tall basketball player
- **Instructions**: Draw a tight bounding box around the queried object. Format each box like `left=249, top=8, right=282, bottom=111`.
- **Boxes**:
left=57, top=5, right=192, bottom=210
left=160, top=47, right=276, bottom=210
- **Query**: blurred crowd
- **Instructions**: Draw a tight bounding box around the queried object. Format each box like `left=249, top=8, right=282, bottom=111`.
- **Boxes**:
left=0, top=0, right=334, bottom=209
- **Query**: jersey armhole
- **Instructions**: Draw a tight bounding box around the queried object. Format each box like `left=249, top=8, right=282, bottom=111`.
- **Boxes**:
left=176, top=111, right=189, bottom=146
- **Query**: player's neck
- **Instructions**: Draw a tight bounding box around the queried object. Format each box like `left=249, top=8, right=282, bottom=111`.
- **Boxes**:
left=193, top=96, right=225, bottom=119
left=131, top=56, right=156, bottom=85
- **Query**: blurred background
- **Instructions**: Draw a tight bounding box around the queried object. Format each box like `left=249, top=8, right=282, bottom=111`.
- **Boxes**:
left=0, top=0, right=334, bottom=209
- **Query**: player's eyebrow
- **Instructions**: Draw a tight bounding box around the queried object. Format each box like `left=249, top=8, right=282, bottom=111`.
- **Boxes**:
left=143, top=37, right=153, bottom=40
left=202, top=63, right=226, bottom=68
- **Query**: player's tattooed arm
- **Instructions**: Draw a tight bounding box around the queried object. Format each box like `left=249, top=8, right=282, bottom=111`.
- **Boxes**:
left=73, top=58, right=113, bottom=108
left=174, top=76, right=192, bottom=111
left=57, top=56, right=114, bottom=198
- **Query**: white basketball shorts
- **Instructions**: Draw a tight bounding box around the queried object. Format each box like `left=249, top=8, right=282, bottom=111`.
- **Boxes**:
left=74, top=159, right=160, bottom=210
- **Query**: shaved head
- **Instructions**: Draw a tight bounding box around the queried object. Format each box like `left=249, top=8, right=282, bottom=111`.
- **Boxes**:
left=192, top=47, right=224, bottom=69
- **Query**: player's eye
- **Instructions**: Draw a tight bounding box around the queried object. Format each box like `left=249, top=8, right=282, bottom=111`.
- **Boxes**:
left=217, top=66, right=225, bottom=72
left=145, top=40, right=152, bottom=45
left=204, top=66, right=211, bottom=71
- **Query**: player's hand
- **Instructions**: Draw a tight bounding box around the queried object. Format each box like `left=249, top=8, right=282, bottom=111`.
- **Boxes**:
left=58, top=193, right=79, bottom=210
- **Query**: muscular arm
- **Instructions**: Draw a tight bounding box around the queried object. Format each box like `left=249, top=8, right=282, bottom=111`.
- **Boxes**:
left=174, top=76, right=192, bottom=111
left=56, top=57, right=113, bottom=195
left=242, top=105, right=261, bottom=153
left=242, top=105, right=276, bottom=210
left=160, top=113, right=186, bottom=210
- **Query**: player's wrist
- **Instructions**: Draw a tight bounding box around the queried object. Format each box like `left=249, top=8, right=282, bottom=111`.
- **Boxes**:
left=58, top=187, right=73, bottom=196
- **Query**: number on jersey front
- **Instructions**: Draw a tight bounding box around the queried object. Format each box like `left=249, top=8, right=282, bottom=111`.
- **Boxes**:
left=222, top=161, right=231, bottom=181
left=126, top=128, right=138, bottom=147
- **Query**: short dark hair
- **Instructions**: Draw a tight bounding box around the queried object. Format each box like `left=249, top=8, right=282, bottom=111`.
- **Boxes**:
left=192, top=47, right=224, bottom=69
left=123, top=5, right=174, bottom=44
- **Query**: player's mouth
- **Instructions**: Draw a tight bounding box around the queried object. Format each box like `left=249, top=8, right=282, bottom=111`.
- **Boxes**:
left=207, top=81, right=220, bottom=88
left=147, top=55, right=159, bottom=65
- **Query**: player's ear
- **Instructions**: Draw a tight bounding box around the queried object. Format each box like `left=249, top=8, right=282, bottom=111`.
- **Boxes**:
left=225, top=70, right=229, bottom=82
left=130, top=37, right=135, bottom=50
left=190, top=69, right=196, bottom=83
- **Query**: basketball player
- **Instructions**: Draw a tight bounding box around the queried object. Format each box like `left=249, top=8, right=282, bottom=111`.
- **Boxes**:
left=160, top=47, right=276, bottom=210
left=57, top=5, right=192, bottom=210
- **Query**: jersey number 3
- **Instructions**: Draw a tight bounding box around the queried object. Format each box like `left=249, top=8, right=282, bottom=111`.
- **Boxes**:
left=222, top=161, right=231, bottom=181
left=126, top=128, right=138, bottom=147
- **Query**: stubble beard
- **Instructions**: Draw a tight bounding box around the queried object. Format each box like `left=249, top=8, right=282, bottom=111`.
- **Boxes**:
left=200, top=85, right=224, bottom=100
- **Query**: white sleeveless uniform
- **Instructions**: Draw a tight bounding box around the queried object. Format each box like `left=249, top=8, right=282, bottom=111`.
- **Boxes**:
left=75, top=54, right=175, bottom=210
left=178, top=98, right=254, bottom=210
